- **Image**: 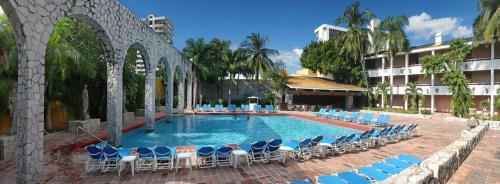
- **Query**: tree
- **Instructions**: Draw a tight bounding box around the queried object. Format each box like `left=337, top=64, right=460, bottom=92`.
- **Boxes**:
left=335, top=1, right=374, bottom=87
left=183, top=38, right=209, bottom=105
left=421, top=39, right=473, bottom=117
left=207, top=38, right=231, bottom=98
left=473, top=0, right=499, bottom=43
left=375, top=81, right=390, bottom=108
left=262, top=60, right=289, bottom=107
left=227, top=49, right=247, bottom=105
left=404, top=82, right=424, bottom=113
left=240, top=33, right=279, bottom=80
left=300, top=39, right=364, bottom=85
left=0, top=14, right=17, bottom=124
left=373, top=15, right=410, bottom=108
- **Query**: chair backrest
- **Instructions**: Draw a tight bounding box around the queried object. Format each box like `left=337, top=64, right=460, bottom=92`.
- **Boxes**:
left=216, top=146, right=233, bottom=155
left=137, top=147, right=153, bottom=158
left=344, top=134, right=356, bottom=142
left=334, top=135, right=347, bottom=144
left=311, top=136, right=323, bottom=146
left=86, top=145, right=102, bottom=159
left=197, top=146, right=215, bottom=157
left=299, top=138, right=312, bottom=148
left=352, top=112, right=360, bottom=119
left=154, top=147, right=172, bottom=158
left=103, top=146, right=119, bottom=159
left=252, top=141, right=268, bottom=153
left=267, top=139, right=282, bottom=152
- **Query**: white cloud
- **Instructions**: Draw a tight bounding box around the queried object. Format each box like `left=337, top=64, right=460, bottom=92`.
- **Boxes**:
left=405, top=12, right=472, bottom=40
left=271, top=48, right=303, bottom=73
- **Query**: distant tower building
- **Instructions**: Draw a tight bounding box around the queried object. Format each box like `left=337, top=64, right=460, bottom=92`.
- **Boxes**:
left=314, top=24, right=348, bottom=42
left=135, top=14, right=173, bottom=73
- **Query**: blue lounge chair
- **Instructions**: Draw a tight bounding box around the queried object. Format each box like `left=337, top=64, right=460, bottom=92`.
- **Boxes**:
left=228, top=104, right=237, bottom=112
left=267, top=139, right=284, bottom=162
left=196, top=146, right=215, bottom=168
left=337, top=111, right=347, bottom=120
left=195, top=104, right=201, bottom=112
left=314, top=108, right=327, bottom=117
left=154, top=146, right=175, bottom=170
left=337, top=171, right=371, bottom=184
left=311, top=136, right=324, bottom=157
left=136, top=147, right=155, bottom=171
left=255, top=105, right=263, bottom=112
left=400, top=124, right=418, bottom=139
left=357, top=112, right=374, bottom=124
left=215, top=146, right=233, bottom=166
left=372, top=114, right=385, bottom=126
left=385, top=157, right=413, bottom=169
left=285, top=138, right=312, bottom=160
left=346, top=112, right=360, bottom=122
left=288, top=179, right=313, bottom=184
left=374, top=114, right=390, bottom=127
left=244, top=141, right=268, bottom=163
left=372, top=162, right=404, bottom=175
left=317, top=175, right=346, bottom=184
left=341, top=134, right=356, bottom=152
left=397, top=154, right=423, bottom=165
left=357, top=166, right=391, bottom=182
left=352, top=130, right=371, bottom=150
left=324, top=109, right=336, bottom=118
left=84, top=145, right=103, bottom=173
left=321, top=135, right=348, bottom=155
left=102, top=146, right=131, bottom=172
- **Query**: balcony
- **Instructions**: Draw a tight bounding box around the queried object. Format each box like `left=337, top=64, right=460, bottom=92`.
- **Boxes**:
left=372, top=84, right=498, bottom=96
left=367, top=59, right=500, bottom=77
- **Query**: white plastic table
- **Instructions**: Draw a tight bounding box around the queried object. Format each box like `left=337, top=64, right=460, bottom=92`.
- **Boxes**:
left=279, top=146, right=293, bottom=163
left=118, top=156, right=137, bottom=176
left=230, top=150, right=250, bottom=168
left=318, top=143, right=331, bottom=157
left=175, top=152, right=193, bottom=171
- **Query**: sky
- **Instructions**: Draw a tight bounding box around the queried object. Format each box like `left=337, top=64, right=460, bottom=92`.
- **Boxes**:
left=2, top=1, right=480, bottom=73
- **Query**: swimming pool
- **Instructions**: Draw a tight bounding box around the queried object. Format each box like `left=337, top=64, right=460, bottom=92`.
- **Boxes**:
left=117, top=115, right=360, bottom=148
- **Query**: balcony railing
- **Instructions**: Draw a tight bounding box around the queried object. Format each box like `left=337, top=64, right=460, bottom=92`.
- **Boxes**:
left=372, top=84, right=498, bottom=96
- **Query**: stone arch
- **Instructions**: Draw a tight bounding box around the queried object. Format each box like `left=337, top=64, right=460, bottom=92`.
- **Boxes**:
left=173, top=64, right=185, bottom=114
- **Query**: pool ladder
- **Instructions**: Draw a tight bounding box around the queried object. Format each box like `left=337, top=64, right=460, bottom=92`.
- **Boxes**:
left=76, top=126, right=113, bottom=150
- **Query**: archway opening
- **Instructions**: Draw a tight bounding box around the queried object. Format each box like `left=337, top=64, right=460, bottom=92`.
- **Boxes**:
left=123, top=44, right=147, bottom=118
left=156, top=61, right=168, bottom=109
left=173, top=66, right=182, bottom=110
left=0, top=11, right=17, bottom=136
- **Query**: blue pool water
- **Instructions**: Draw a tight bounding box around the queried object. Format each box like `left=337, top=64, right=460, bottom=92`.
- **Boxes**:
left=117, top=115, right=360, bottom=148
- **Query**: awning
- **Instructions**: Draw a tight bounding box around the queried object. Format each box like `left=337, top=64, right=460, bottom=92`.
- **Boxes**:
left=287, top=76, right=366, bottom=92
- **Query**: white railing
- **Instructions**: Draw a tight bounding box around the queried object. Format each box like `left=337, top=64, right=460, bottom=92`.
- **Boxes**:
left=373, top=84, right=499, bottom=96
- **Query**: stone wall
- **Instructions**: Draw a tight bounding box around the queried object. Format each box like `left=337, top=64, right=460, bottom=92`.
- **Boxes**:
left=380, top=122, right=490, bottom=184
left=199, top=79, right=270, bottom=100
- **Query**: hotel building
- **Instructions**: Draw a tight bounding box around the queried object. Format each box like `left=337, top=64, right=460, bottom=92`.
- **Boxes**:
left=315, top=22, right=500, bottom=115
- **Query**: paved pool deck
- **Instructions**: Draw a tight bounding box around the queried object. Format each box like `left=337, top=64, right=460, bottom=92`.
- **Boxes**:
left=0, top=111, right=497, bottom=183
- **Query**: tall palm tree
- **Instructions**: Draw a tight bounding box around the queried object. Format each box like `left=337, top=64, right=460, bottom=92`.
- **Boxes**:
left=374, top=15, right=410, bottom=108
left=376, top=81, right=390, bottom=108
left=335, top=1, right=374, bottom=86
left=473, top=0, right=499, bottom=42
left=184, top=38, right=209, bottom=104
left=227, top=49, right=246, bottom=105
left=240, top=33, right=279, bottom=80
left=208, top=38, right=231, bottom=98
left=404, top=82, right=424, bottom=113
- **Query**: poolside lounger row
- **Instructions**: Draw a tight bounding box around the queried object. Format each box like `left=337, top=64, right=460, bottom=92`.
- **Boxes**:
left=315, top=154, right=423, bottom=184
left=312, top=108, right=391, bottom=127
left=195, top=104, right=276, bottom=113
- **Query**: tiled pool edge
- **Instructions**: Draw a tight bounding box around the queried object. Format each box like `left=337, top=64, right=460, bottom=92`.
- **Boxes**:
left=379, top=122, right=490, bottom=184
left=72, top=112, right=371, bottom=151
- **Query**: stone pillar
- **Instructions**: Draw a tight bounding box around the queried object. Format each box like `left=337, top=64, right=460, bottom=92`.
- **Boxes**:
left=404, top=53, right=409, bottom=110
left=345, top=95, right=354, bottom=110
left=144, top=68, right=156, bottom=131
left=431, top=51, right=435, bottom=113
left=165, top=71, right=174, bottom=121
left=381, top=57, right=386, bottom=107
left=491, top=42, right=495, bottom=117
left=186, top=75, right=193, bottom=111
left=193, top=76, right=198, bottom=109
left=177, top=77, right=185, bottom=114
left=106, top=60, right=124, bottom=147
left=16, top=37, right=44, bottom=184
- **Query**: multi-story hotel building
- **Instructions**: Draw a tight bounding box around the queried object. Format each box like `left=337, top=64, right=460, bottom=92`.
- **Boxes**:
left=315, top=22, right=500, bottom=115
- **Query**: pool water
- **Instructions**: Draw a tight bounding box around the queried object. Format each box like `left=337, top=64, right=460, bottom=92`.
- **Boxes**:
left=118, top=115, right=360, bottom=148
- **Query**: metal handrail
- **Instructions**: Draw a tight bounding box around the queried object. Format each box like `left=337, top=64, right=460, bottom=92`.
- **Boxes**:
left=76, top=126, right=113, bottom=149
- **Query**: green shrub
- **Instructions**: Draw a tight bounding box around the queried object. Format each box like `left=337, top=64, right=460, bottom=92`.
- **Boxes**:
left=420, top=109, right=431, bottom=114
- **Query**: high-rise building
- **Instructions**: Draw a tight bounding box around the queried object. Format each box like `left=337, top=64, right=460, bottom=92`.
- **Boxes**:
left=314, top=24, right=348, bottom=42
left=314, top=22, right=500, bottom=115
left=134, top=14, right=173, bottom=73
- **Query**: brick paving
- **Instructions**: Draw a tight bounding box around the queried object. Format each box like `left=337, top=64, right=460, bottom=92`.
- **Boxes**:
left=447, top=130, right=500, bottom=184
left=0, top=111, right=483, bottom=184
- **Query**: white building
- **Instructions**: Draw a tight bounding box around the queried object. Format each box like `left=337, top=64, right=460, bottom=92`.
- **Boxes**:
left=314, top=23, right=500, bottom=115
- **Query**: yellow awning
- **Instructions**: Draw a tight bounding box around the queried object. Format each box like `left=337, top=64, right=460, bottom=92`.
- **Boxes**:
left=287, top=76, right=366, bottom=92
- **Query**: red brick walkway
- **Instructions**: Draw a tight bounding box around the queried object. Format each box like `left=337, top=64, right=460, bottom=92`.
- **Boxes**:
left=0, top=112, right=471, bottom=183
left=447, top=130, right=500, bottom=184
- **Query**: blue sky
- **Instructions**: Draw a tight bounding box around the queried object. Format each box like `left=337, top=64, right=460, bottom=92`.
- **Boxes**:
left=118, top=0, right=479, bottom=73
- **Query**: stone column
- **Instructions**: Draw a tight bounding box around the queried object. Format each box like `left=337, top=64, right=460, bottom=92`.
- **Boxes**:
left=186, top=75, right=193, bottom=111
left=16, top=36, right=44, bottom=184
left=177, top=77, right=185, bottom=114
left=345, top=95, right=354, bottom=110
left=404, top=53, right=409, bottom=110
left=491, top=42, right=495, bottom=117
left=144, top=68, right=156, bottom=131
left=106, top=60, right=124, bottom=147
left=431, top=50, right=435, bottom=113
left=165, top=71, right=174, bottom=121
left=193, top=76, right=198, bottom=109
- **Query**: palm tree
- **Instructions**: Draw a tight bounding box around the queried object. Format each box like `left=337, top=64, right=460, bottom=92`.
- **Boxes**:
left=374, top=15, right=410, bottom=108
left=208, top=38, right=231, bottom=98
left=376, top=81, right=390, bottom=108
left=335, top=1, right=374, bottom=86
left=404, top=82, right=424, bottom=113
left=227, top=49, right=246, bottom=105
left=240, top=33, right=279, bottom=80
left=473, top=0, right=499, bottom=42
left=183, top=38, right=209, bottom=105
